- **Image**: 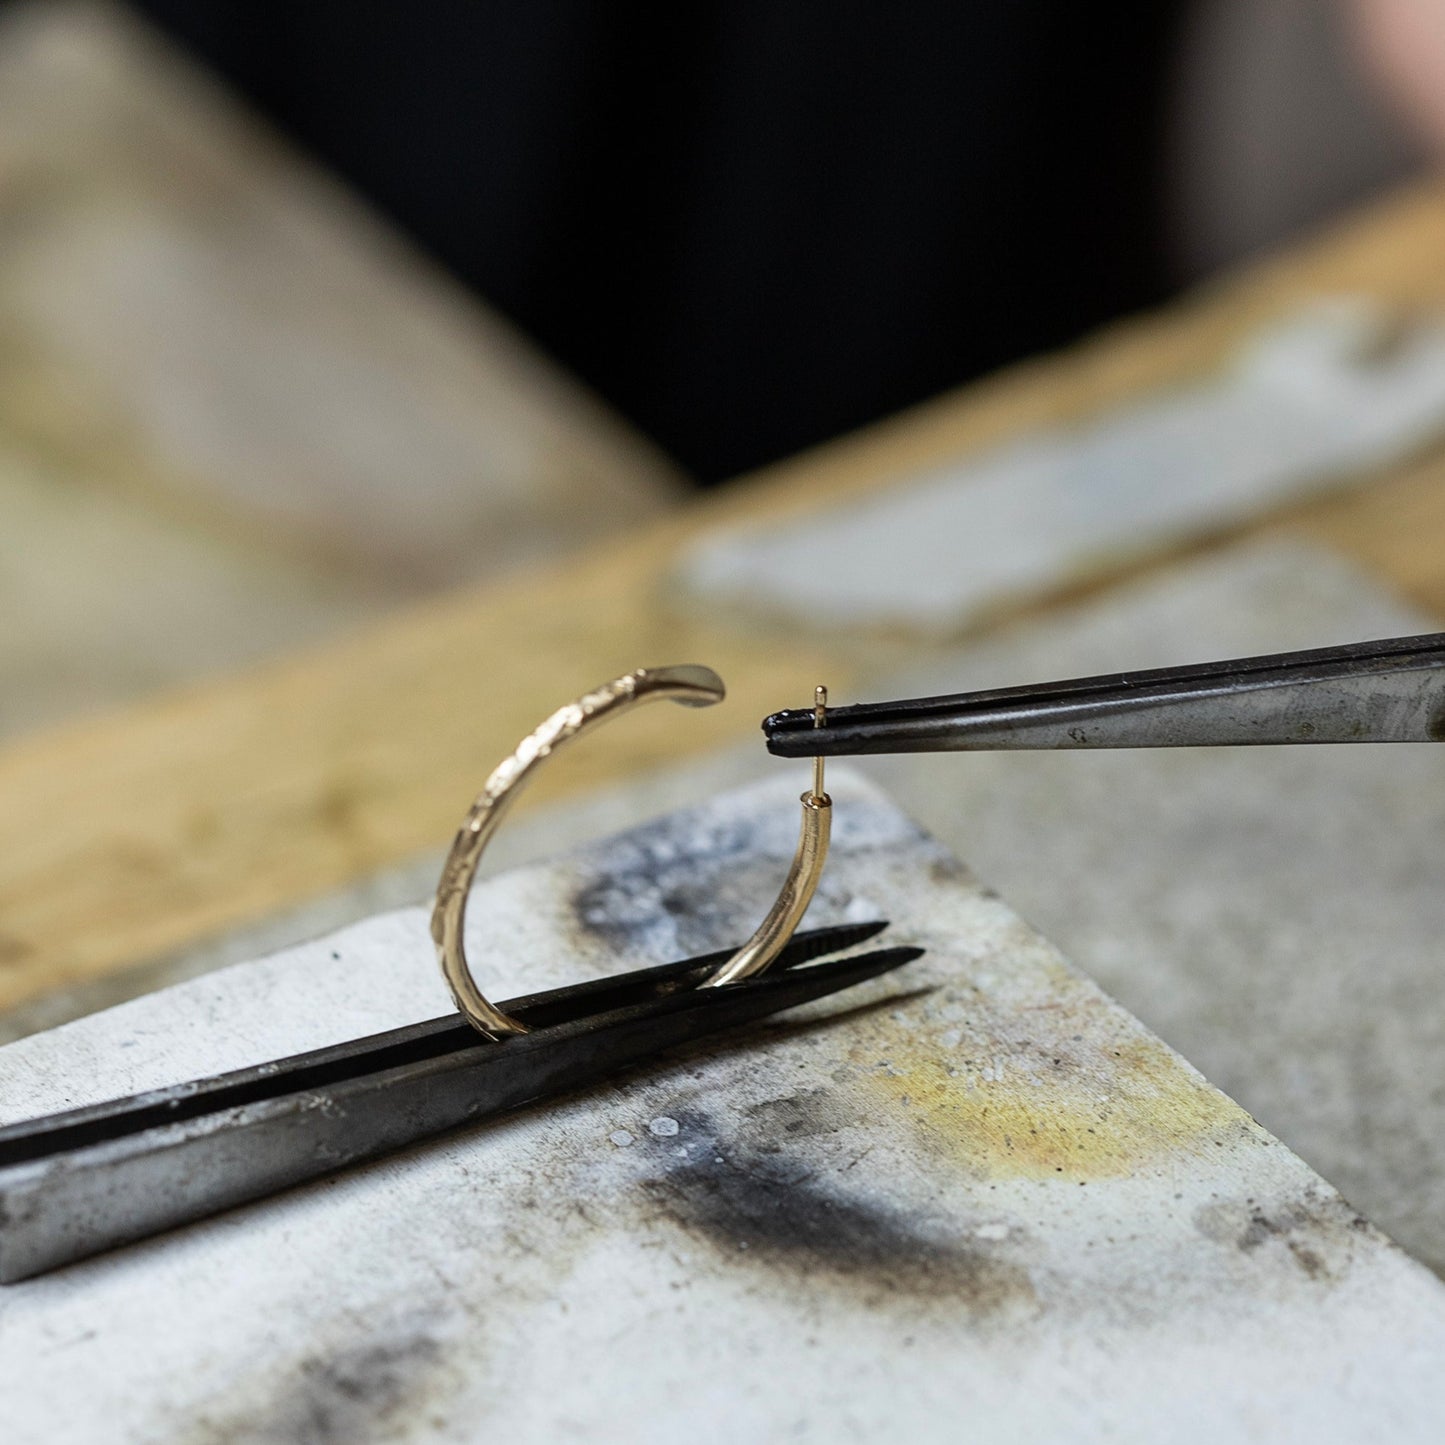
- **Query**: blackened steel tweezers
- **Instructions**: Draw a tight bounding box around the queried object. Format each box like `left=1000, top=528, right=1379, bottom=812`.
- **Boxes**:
left=0, top=921, right=920, bottom=1283
left=765, top=634, right=1445, bottom=756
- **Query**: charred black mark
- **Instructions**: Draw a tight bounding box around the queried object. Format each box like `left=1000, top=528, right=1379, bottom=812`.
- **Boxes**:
left=569, top=811, right=761, bottom=956
left=742, top=1088, right=853, bottom=1145
left=194, top=1332, right=445, bottom=1445
left=1193, top=1187, right=1375, bottom=1285
left=636, top=1108, right=1033, bottom=1316
left=927, top=854, right=970, bottom=886
left=566, top=795, right=936, bottom=957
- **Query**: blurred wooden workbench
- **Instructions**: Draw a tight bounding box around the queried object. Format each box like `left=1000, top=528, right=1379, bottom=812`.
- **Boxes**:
left=0, top=0, right=684, bottom=742
left=3, top=11, right=1445, bottom=1027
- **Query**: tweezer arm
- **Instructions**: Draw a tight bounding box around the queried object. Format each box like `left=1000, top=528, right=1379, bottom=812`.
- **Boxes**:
left=765, top=633, right=1445, bottom=756
left=0, top=923, right=916, bottom=1283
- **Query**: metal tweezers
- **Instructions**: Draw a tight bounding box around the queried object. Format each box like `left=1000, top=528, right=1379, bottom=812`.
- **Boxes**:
left=0, top=921, right=919, bottom=1283
left=765, top=633, right=1445, bottom=756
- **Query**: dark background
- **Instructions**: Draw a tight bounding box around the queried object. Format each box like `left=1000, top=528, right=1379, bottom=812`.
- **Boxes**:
left=130, top=1, right=1184, bottom=483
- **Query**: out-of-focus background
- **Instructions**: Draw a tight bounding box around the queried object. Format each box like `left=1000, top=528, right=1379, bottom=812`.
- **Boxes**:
left=0, top=0, right=1437, bottom=740
left=9, top=0, right=1445, bottom=1270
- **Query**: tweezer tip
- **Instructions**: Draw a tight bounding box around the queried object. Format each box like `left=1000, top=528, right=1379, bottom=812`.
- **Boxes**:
left=772, top=943, right=924, bottom=991
left=778, top=918, right=888, bottom=968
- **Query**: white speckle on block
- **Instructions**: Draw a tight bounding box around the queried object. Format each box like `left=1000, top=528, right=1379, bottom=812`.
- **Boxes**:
left=608, top=1130, right=635, bottom=1148
left=648, top=1115, right=680, bottom=1137
left=940, top=1029, right=962, bottom=1048
left=975, top=1223, right=1010, bottom=1241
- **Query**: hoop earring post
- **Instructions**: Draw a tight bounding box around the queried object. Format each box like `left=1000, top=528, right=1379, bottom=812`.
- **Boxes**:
left=700, top=685, right=831, bottom=988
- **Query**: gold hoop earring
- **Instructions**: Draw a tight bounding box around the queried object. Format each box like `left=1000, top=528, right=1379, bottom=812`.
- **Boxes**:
left=431, top=666, right=831, bottom=1038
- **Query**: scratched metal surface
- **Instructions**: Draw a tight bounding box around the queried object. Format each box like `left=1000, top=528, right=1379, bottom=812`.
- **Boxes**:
left=3, top=772, right=1445, bottom=1443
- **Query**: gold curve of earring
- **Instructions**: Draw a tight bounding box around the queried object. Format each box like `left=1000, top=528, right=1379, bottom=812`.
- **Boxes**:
left=431, top=665, right=831, bottom=1038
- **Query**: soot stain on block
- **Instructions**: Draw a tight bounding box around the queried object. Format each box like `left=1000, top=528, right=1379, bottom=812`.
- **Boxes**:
left=741, top=1087, right=855, bottom=1145
left=191, top=1328, right=450, bottom=1445
left=635, top=1105, right=1035, bottom=1319
left=569, top=809, right=761, bottom=958
left=1193, top=1185, right=1378, bottom=1285
left=566, top=790, right=933, bottom=960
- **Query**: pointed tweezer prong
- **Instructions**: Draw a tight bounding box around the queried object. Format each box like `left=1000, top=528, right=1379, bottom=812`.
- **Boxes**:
left=0, top=922, right=920, bottom=1282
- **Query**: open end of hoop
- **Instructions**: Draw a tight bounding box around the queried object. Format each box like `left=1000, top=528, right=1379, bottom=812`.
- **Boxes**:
left=641, top=663, right=726, bottom=708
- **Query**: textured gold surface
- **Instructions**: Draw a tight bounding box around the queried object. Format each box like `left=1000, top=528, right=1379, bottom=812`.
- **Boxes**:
left=432, top=666, right=725, bottom=1034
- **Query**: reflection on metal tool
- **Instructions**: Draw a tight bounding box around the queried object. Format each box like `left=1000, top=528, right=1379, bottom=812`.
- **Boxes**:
left=0, top=667, right=921, bottom=1283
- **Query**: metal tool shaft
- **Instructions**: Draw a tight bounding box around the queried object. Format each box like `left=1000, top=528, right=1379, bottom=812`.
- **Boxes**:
left=0, top=924, right=916, bottom=1283
left=765, top=633, right=1445, bottom=756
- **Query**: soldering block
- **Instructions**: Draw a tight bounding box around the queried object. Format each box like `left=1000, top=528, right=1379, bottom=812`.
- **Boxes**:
left=2, top=770, right=1444, bottom=1443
